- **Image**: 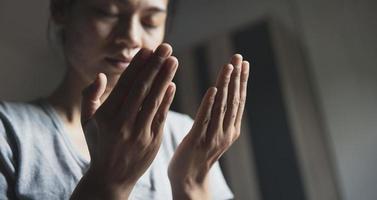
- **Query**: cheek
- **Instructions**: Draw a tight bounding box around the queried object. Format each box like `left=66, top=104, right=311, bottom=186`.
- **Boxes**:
left=142, top=28, right=166, bottom=51
left=63, top=17, right=113, bottom=68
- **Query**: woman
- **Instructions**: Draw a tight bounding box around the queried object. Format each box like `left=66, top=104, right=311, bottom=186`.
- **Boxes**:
left=0, top=0, right=250, bottom=199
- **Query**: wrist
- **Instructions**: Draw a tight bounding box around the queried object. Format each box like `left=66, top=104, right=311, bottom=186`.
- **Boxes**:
left=71, top=166, right=135, bottom=200
left=169, top=176, right=210, bottom=200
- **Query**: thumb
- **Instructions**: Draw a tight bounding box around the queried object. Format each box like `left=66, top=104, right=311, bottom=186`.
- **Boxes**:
left=81, top=73, right=107, bottom=125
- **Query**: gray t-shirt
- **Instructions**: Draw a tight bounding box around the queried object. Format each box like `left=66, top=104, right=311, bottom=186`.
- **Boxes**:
left=0, top=100, right=233, bottom=200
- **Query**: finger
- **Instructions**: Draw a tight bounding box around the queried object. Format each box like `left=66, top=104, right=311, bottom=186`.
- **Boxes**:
left=223, top=54, right=242, bottom=131
left=81, top=73, right=107, bottom=125
left=206, top=64, right=234, bottom=139
left=134, top=56, right=178, bottom=133
left=100, top=48, right=152, bottom=115
left=190, top=87, right=218, bottom=139
left=118, top=43, right=172, bottom=127
left=151, top=83, right=176, bottom=141
left=235, top=61, right=250, bottom=130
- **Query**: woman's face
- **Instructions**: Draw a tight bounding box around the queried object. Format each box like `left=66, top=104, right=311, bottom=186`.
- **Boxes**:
left=59, top=0, right=168, bottom=87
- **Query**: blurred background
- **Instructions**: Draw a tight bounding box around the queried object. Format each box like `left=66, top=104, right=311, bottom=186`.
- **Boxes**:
left=0, top=0, right=376, bottom=200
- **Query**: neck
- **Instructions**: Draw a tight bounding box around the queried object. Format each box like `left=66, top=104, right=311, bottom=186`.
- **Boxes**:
left=47, top=69, right=87, bottom=126
left=48, top=67, right=120, bottom=127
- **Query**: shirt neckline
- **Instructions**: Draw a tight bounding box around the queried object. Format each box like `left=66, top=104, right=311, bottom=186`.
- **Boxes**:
left=36, top=98, right=90, bottom=170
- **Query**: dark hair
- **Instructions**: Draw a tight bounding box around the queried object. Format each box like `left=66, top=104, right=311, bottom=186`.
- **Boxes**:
left=48, top=0, right=179, bottom=54
left=51, top=0, right=179, bottom=31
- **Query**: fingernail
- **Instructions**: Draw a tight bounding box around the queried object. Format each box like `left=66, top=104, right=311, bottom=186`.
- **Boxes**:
left=166, top=57, right=178, bottom=71
left=169, top=83, right=176, bottom=97
left=243, top=61, right=250, bottom=72
left=227, top=64, right=234, bottom=72
left=211, top=87, right=218, bottom=96
left=233, top=54, right=243, bottom=61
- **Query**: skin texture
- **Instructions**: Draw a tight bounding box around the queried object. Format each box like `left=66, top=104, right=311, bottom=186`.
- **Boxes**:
left=168, top=56, right=250, bottom=200
left=49, top=0, right=169, bottom=161
left=48, top=0, right=250, bottom=199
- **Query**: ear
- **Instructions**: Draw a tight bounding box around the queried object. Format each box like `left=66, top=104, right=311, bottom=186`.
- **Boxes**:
left=50, top=0, right=69, bottom=25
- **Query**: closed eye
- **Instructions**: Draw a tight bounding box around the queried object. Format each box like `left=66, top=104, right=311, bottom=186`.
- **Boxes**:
left=95, top=8, right=119, bottom=18
left=141, top=12, right=166, bottom=30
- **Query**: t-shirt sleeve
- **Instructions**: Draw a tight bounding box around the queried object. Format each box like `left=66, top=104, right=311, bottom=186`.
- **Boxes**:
left=0, top=112, right=17, bottom=199
left=172, top=113, right=234, bottom=200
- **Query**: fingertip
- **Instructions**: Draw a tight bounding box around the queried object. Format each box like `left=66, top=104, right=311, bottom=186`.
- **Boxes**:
left=83, top=75, right=99, bottom=96
left=97, top=73, right=107, bottom=94
left=232, top=54, right=243, bottom=62
left=165, top=56, right=179, bottom=69
left=208, top=87, right=218, bottom=101
left=170, top=81, right=176, bottom=88
left=225, top=64, right=234, bottom=77
left=97, top=73, right=107, bottom=82
left=167, top=82, right=176, bottom=97
left=160, top=42, right=173, bottom=51
left=242, top=60, right=250, bottom=67
left=169, top=81, right=176, bottom=89
left=229, top=54, right=242, bottom=69
left=226, top=63, right=234, bottom=71
left=242, top=61, right=250, bottom=75
left=140, top=48, right=153, bottom=60
left=94, top=73, right=106, bottom=89
left=155, top=43, right=173, bottom=57
left=210, top=86, right=217, bottom=94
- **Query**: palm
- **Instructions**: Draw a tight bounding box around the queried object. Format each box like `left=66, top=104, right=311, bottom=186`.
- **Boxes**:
left=168, top=54, right=250, bottom=189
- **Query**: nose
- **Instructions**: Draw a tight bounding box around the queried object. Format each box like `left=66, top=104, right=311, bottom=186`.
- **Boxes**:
left=113, top=16, right=142, bottom=49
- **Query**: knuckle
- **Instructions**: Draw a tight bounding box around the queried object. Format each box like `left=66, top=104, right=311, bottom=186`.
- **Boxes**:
left=241, top=70, right=249, bottom=80
left=239, top=96, right=246, bottom=105
left=224, top=77, right=231, bottom=85
left=152, top=98, right=161, bottom=110
left=166, top=72, right=175, bottom=80
left=241, top=76, right=248, bottom=83
left=221, top=137, right=233, bottom=148
left=151, top=56, right=165, bottom=68
left=215, top=103, right=227, bottom=114
left=135, top=136, right=151, bottom=148
left=232, top=97, right=240, bottom=107
left=144, top=98, right=161, bottom=112
left=208, top=139, right=218, bottom=150
left=135, top=82, right=149, bottom=96
left=96, top=114, right=114, bottom=129
left=194, top=136, right=205, bottom=147
left=202, top=117, right=210, bottom=126
left=155, top=112, right=166, bottom=125
left=96, top=106, right=112, bottom=120
left=152, top=112, right=166, bottom=131
left=221, top=105, right=227, bottom=114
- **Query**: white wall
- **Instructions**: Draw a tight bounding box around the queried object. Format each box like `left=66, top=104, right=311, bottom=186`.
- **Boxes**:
left=294, top=1, right=377, bottom=199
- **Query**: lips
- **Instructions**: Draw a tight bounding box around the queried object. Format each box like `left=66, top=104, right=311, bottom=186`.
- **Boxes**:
left=105, top=56, right=132, bottom=70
